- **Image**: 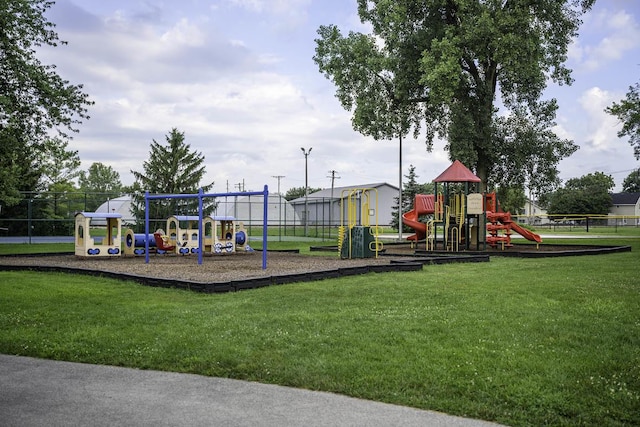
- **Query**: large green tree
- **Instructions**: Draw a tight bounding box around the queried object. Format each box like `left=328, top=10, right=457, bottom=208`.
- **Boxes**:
left=621, top=168, right=640, bottom=193
left=606, top=82, right=640, bottom=160
left=546, top=172, right=614, bottom=217
left=314, top=0, right=593, bottom=191
left=0, top=0, right=92, bottom=206
left=130, top=129, right=215, bottom=225
left=78, top=162, right=124, bottom=211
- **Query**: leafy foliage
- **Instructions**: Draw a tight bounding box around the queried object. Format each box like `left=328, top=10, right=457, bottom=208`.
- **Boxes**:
left=606, top=82, right=640, bottom=159
left=284, top=186, right=322, bottom=201
left=546, top=172, right=614, bottom=217
left=314, top=0, right=593, bottom=190
left=622, top=168, right=640, bottom=193
left=78, top=162, right=124, bottom=211
left=495, top=185, right=527, bottom=215
left=130, top=129, right=215, bottom=224
left=0, top=0, right=93, bottom=206
left=490, top=101, right=577, bottom=195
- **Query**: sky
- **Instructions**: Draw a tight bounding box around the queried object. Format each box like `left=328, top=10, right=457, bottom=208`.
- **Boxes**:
left=40, top=0, right=640, bottom=194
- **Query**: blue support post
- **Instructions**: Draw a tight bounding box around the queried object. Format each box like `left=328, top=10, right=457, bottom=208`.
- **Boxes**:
left=198, top=188, right=204, bottom=265
left=144, top=187, right=270, bottom=270
left=145, top=191, right=150, bottom=264
left=262, top=185, right=269, bottom=269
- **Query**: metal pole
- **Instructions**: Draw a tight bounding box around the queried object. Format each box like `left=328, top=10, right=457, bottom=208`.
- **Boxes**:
left=398, top=133, right=403, bottom=241
left=301, top=147, right=312, bottom=236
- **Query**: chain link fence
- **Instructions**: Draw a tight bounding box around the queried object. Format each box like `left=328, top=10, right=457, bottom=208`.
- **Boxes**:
left=1, top=192, right=637, bottom=242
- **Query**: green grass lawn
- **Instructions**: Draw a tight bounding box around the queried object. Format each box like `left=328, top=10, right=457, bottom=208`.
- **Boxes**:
left=0, top=237, right=639, bottom=426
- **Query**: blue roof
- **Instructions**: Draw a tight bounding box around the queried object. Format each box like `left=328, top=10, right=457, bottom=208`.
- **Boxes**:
left=170, top=215, right=200, bottom=221
left=170, top=215, right=236, bottom=221
left=76, top=212, right=122, bottom=219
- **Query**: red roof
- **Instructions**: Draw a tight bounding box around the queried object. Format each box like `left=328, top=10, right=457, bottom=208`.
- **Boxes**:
left=433, top=160, right=481, bottom=183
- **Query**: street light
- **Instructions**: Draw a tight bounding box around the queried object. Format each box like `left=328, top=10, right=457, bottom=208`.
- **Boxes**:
left=301, top=147, right=312, bottom=236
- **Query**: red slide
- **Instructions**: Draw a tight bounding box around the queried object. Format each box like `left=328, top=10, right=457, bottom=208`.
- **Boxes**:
left=510, top=222, right=542, bottom=243
left=402, top=194, right=435, bottom=241
left=486, top=211, right=542, bottom=243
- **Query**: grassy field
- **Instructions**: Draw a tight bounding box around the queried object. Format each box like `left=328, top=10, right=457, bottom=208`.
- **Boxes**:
left=0, top=236, right=639, bottom=425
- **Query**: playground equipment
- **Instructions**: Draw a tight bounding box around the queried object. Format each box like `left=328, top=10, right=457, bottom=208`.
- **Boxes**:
left=484, top=193, right=542, bottom=248
left=123, top=228, right=176, bottom=255
left=123, top=216, right=251, bottom=256
left=339, top=188, right=383, bottom=259
left=144, top=187, right=269, bottom=267
left=205, top=216, right=251, bottom=254
left=74, top=212, right=122, bottom=257
left=402, top=161, right=542, bottom=251
left=166, top=215, right=201, bottom=254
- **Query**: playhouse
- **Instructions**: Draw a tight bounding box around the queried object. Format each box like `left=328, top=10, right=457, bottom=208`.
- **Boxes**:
left=402, top=161, right=542, bottom=251
left=74, top=212, right=122, bottom=257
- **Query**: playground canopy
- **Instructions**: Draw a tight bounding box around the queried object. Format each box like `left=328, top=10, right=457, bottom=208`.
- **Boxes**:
left=433, top=160, right=481, bottom=183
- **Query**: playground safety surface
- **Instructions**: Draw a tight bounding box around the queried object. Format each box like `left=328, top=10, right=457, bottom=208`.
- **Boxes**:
left=0, top=242, right=630, bottom=293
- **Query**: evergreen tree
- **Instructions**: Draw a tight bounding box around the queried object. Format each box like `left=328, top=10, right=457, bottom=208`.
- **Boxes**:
left=130, top=129, right=214, bottom=227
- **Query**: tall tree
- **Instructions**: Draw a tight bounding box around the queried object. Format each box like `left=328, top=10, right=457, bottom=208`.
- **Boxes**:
left=546, top=172, right=614, bottom=217
left=606, top=82, right=640, bottom=159
left=130, top=128, right=215, bottom=225
left=314, top=0, right=593, bottom=191
left=37, top=137, right=81, bottom=189
left=622, top=168, right=640, bottom=193
left=490, top=101, right=577, bottom=195
left=78, top=162, right=124, bottom=211
left=496, top=185, right=527, bottom=215
left=0, top=0, right=93, bottom=206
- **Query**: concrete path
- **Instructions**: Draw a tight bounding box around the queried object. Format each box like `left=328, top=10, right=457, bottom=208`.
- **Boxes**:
left=1, top=354, right=504, bottom=427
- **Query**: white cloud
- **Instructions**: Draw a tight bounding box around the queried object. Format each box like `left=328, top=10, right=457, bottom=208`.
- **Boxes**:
left=573, top=8, right=640, bottom=71
left=161, top=18, right=206, bottom=46
left=578, top=87, right=622, bottom=150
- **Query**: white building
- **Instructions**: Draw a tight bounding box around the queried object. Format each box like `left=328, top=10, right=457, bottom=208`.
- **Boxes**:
left=213, top=194, right=301, bottom=226
left=289, top=183, right=400, bottom=226
left=95, top=196, right=135, bottom=226
left=609, top=192, right=640, bottom=225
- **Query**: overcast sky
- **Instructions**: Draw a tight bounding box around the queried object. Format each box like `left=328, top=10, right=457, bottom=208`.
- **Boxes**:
left=41, top=0, right=640, bottom=194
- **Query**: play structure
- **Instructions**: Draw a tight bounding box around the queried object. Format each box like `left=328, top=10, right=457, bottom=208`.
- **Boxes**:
left=74, top=212, right=123, bottom=257
left=339, top=188, right=383, bottom=259
left=144, top=187, right=269, bottom=267
left=123, top=215, right=251, bottom=256
left=74, top=187, right=269, bottom=269
left=402, top=161, right=542, bottom=251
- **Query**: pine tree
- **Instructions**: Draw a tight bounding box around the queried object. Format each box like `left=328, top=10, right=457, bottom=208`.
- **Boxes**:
left=130, top=128, right=215, bottom=227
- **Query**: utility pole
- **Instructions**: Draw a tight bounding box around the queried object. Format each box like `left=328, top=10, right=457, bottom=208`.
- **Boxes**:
left=301, top=147, right=312, bottom=236
left=327, top=170, right=340, bottom=236
left=272, top=175, right=285, bottom=241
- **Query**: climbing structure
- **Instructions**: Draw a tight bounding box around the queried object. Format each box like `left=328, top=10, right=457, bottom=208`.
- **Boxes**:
left=402, top=161, right=542, bottom=251
left=339, top=188, right=382, bottom=259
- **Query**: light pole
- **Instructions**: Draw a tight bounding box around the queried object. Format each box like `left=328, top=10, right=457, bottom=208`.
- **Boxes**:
left=301, top=147, right=312, bottom=236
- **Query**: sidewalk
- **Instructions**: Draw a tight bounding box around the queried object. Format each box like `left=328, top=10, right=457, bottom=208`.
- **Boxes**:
left=1, top=354, right=504, bottom=427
